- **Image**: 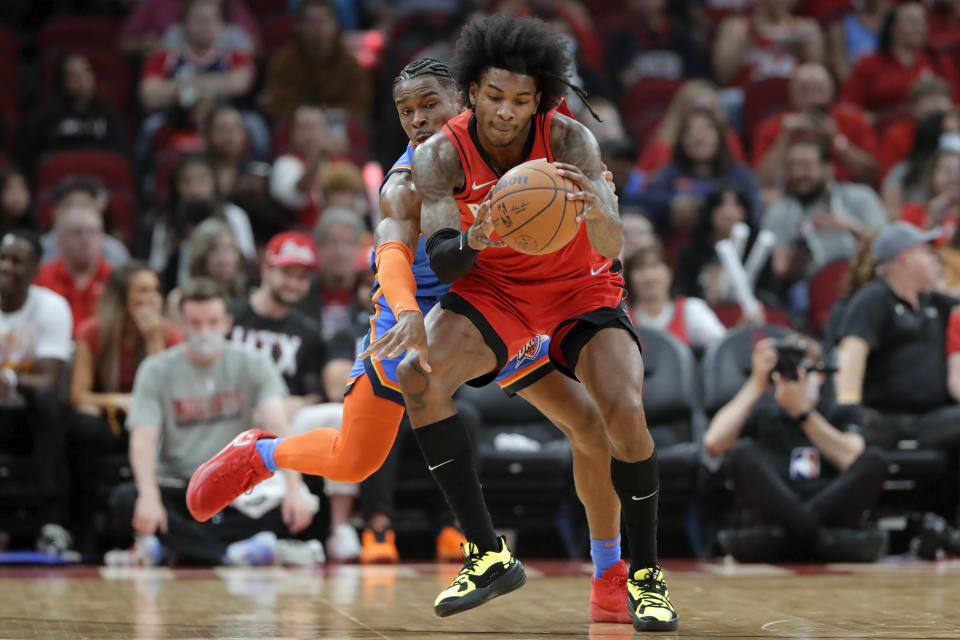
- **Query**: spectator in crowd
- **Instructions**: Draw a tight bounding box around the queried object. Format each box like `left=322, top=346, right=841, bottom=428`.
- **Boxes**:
left=752, top=63, right=879, bottom=186
left=841, top=2, right=960, bottom=112
left=0, top=230, right=73, bottom=543
left=166, top=218, right=247, bottom=315
left=705, top=335, right=888, bottom=562
left=297, top=208, right=365, bottom=341
left=821, top=230, right=879, bottom=344
left=150, top=153, right=255, bottom=274
left=25, top=52, right=125, bottom=172
left=827, top=0, right=890, bottom=80
left=159, top=0, right=259, bottom=53
left=34, top=197, right=113, bottom=332
left=138, top=0, right=255, bottom=112
left=605, top=0, right=709, bottom=87
left=269, top=106, right=332, bottom=230
left=639, top=109, right=761, bottom=237
left=40, top=177, right=130, bottom=268
left=260, top=0, right=373, bottom=122
left=119, top=0, right=261, bottom=55
left=835, top=222, right=960, bottom=450
left=878, top=76, right=954, bottom=179
left=712, top=0, right=825, bottom=87
left=675, top=185, right=776, bottom=304
left=203, top=105, right=273, bottom=241
left=621, top=207, right=658, bottom=258
left=624, top=244, right=727, bottom=350
left=318, top=161, right=368, bottom=220
left=900, top=149, right=960, bottom=241
left=227, top=231, right=360, bottom=560
left=882, top=109, right=960, bottom=217
left=68, top=261, right=183, bottom=555
left=928, top=0, right=960, bottom=50
left=763, top=140, right=887, bottom=308
left=113, top=277, right=320, bottom=566
left=0, top=168, right=34, bottom=237
left=637, top=79, right=746, bottom=174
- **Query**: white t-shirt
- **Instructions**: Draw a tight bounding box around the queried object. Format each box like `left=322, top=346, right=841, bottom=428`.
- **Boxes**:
left=0, top=286, right=73, bottom=406
left=270, top=154, right=309, bottom=209
left=633, top=297, right=726, bottom=350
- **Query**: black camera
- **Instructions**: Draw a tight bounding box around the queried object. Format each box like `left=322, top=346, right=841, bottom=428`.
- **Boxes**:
left=772, top=339, right=810, bottom=381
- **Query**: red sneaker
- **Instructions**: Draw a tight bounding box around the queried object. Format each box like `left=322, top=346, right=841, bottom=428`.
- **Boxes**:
left=186, top=429, right=276, bottom=522
left=589, top=559, right=632, bottom=624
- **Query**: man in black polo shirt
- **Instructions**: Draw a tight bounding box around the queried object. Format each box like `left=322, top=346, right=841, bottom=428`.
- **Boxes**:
left=835, top=222, right=960, bottom=449
left=705, top=335, right=888, bottom=562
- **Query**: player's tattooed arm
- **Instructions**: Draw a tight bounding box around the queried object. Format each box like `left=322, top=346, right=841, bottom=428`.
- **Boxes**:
left=550, top=114, right=623, bottom=259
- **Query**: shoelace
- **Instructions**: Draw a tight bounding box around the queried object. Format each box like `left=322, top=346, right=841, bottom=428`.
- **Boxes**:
left=452, top=543, right=482, bottom=585
left=636, top=573, right=671, bottom=609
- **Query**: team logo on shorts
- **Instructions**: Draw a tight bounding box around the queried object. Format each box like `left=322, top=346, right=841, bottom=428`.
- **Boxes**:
left=514, top=335, right=546, bottom=365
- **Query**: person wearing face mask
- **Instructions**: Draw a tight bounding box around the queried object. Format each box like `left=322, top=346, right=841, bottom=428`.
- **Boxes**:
left=705, top=335, right=888, bottom=563
left=111, top=277, right=320, bottom=566
left=836, top=222, right=960, bottom=451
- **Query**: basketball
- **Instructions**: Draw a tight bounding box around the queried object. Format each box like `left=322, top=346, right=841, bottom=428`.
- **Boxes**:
left=488, top=160, right=583, bottom=255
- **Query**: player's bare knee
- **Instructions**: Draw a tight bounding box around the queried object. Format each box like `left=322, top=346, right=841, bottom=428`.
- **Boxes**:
left=601, top=397, right=652, bottom=461
left=565, top=414, right=611, bottom=458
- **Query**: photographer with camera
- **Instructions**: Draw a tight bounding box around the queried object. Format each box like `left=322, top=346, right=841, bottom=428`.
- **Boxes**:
left=705, top=335, right=888, bottom=562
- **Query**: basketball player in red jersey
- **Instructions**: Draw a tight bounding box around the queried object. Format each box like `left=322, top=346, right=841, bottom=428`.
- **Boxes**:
left=382, top=14, right=678, bottom=630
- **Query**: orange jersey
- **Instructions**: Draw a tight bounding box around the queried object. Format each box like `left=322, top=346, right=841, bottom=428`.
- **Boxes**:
left=441, top=103, right=621, bottom=287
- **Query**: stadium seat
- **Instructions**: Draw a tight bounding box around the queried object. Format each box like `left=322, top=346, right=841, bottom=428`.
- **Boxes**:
left=38, top=16, right=118, bottom=56
left=711, top=303, right=794, bottom=328
left=701, top=324, right=792, bottom=416
left=809, top=259, right=849, bottom=335
left=742, top=78, right=791, bottom=148
left=262, top=15, right=294, bottom=58
left=620, top=78, right=685, bottom=149
left=249, top=0, right=289, bottom=18
left=35, top=149, right=134, bottom=195
left=0, top=24, right=17, bottom=60
left=0, top=89, right=20, bottom=158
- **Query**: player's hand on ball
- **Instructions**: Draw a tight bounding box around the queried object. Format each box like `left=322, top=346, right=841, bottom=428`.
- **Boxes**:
left=553, top=162, right=606, bottom=223
left=359, top=310, right=432, bottom=372
left=467, top=198, right=507, bottom=250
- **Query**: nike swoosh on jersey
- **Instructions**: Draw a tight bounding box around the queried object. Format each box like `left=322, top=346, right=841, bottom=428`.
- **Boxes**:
left=590, top=261, right=611, bottom=276
left=471, top=179, right=496, bottom=191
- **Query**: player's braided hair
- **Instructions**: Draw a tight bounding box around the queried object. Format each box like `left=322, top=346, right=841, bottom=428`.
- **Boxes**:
left=452, top=12, right=599, bottom=120
left=393, top=58, right=456, bottom=89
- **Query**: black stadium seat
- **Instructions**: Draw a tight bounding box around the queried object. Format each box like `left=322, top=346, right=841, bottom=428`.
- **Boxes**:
left=702, top=324, right=792, bottom=417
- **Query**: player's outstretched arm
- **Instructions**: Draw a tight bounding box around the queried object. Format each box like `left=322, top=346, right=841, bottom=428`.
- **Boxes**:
left=550, top=115, right=623, bottom=259
left=413, top=135, right=503, bottom=284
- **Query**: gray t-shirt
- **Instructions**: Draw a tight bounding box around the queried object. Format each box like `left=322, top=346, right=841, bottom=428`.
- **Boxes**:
left=763, top=182, right=887, bottom=274
left=127, top=342, right=287, bottom=480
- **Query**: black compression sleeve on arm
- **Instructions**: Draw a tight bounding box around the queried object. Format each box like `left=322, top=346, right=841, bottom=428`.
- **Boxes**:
left=426, top=228, right=479, bottom=283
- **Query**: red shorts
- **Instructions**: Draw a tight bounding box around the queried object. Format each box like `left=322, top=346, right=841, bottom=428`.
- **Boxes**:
left=440, top=263, right=640, bottom=382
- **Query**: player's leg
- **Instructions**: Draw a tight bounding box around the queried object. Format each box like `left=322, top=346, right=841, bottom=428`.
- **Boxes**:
left=396, top=304, right=526, bottom=616
left=515, top=370, right=632, bottom=624
left=569, top=325, right=678, bottom=632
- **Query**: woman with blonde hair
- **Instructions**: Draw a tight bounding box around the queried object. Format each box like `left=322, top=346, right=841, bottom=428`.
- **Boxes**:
left=637, top=79, right=747, bottom=173
left=68, top=260, right=183, bottom=555
left=166, top=218, right=247, bottom=319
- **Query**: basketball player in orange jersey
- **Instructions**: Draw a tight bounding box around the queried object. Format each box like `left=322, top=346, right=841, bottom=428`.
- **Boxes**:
left=379, top=14, right=678, bottom=630
left=185, top=57, right=633, bottom=623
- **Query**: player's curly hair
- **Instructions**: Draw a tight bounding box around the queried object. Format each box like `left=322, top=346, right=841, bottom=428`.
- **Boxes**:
left=452, top=12, right=597, bottom=118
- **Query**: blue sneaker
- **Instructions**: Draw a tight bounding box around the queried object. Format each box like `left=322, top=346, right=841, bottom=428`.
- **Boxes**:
left=225, top=531, right=277, bottom=566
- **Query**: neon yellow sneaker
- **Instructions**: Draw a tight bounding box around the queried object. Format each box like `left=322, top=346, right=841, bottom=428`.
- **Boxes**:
left=626, top=565, right=679, bottom=631
left=433, top=536, right=526, bottom=617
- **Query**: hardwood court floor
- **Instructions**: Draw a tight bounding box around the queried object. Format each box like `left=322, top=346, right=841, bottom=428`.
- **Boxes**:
left=2, top=559, right=960, bottom=639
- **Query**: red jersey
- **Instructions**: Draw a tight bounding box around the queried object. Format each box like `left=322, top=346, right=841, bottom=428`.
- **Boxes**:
left=441, top=104, right=619, bottom=287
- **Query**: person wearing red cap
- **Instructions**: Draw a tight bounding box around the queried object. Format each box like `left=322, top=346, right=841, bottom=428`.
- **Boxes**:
left=227, top=231, right=360, bottom=560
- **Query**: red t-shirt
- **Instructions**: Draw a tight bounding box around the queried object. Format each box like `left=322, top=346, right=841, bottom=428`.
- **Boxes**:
left=946, top=307, right=960, bottom=355
left=840, top=51, right=960, bottom=111
left=638, top=130, right=746, bottom=172
left=929, top=10, right=960, bottom=50
left=34, top=257, right=111, bottom=334
left=141, top=48, right=253, bottom=81
left=879, top=119, right=915, bottom=179
left=75, top=316, right=184, bottom=393
left=750, top=104, right=879, bottom=182
left=901, top=201, right=955, bottom=246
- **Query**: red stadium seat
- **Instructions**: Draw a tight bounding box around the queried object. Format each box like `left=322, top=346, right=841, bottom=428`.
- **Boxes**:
left=0, top=90, right=20, bottom=158
left=808, top=259, right=849, bottom=334
left=35, top=149, right=134, bottom=196
left=0, top=58, right=19, bottom=102
left=263, top=15, right=294, bottom=58
left=742, top=78, right=791, bottom=147
left=0, top=24, right=17, bottom=59
left=38, top=16, right=118, bottom=55
left=249, top=0, right=289, bottom=18
left=620, top=78, right=685, bottom=149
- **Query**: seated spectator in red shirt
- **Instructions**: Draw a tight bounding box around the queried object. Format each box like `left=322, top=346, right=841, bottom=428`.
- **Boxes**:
left=34, top=199, right=112, bottom=332
left=119, top=0, right=261, bottom=56
left=753, top=63, right=879, bottom=187
left=638, top=80, right=746, bottom=173
left=713, top=0, right=825, bottom=87
left=139, top=0, right=255, bottom=112
left=68, top=261, right=182, bottom=555
left=624, top=244, right=727, bottom=350
left=269, top=106, right=333, bottom=230
left=841, top=2, right=960, bottom=113
left=928, top=0, right=960, bottom=50
left=827, top=0, right=890, bottom=81
left=879, top=76, right=955, bottom=179
left=900, top=149, right=960, bottom=243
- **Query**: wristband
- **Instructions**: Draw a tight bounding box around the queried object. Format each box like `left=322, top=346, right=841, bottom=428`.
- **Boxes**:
left=793, top=408, right=814, bottom=423
left=375, top=241, right=421, bottom=316
left=426, top=228, right=479, bottom=283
